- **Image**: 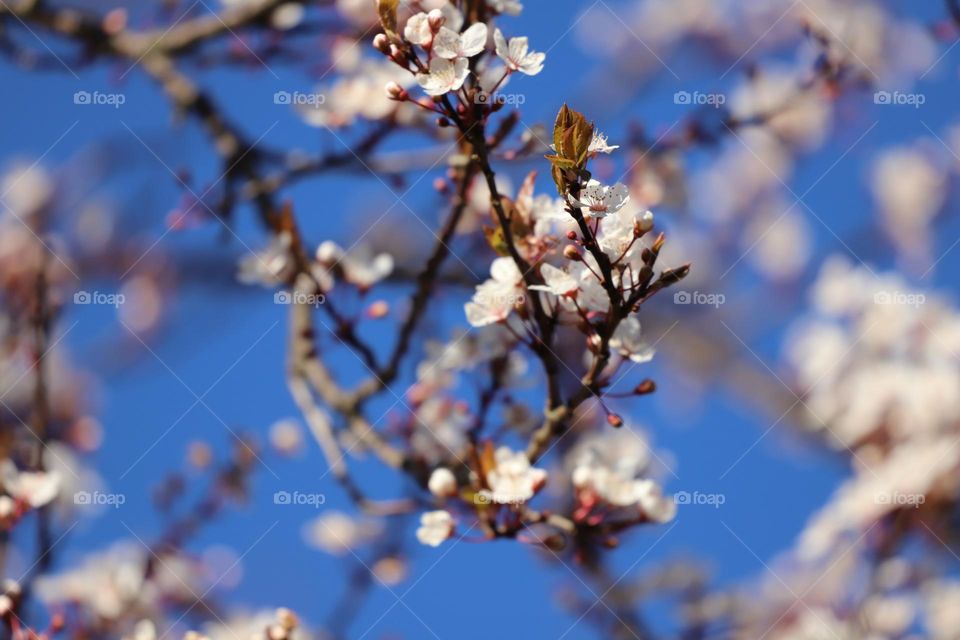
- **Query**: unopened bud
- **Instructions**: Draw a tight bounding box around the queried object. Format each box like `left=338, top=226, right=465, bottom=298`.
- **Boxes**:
left=437, top=117, right=450, bottom=127
left=651, top=232, right=665, bottom=253
left=658, top=264, right=691, bottom=286
left=385, top=81, right=406, bottom=100
left=563, top=245, right=581, bottom=261
left=566, top=230, right=578, bottom=241
left=542, top=534, right=567, bottom=552
left=50, top=612, right=65, bottom=633
left=634, top=379, right=656, bottom=395
left=606, top=413, right=623, bottom=428
left=366, top=300, right=390, bottom=319
left=372, top=33, right=390, bottom=53
left=276, top=608, right=298, bottom=631
left=427, top=9, right=445, bottom=31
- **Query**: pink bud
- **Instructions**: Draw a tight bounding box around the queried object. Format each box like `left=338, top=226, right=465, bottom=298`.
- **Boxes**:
left=385, top=81, right=406, bottom=100
left=427, top=9, right=445, bottom=31
left=366, top=300, right=390, bottom=319
left=372, top=33, right=390, bottom=53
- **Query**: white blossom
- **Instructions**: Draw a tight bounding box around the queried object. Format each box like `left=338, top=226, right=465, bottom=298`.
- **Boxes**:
left=303, top=511, right=382, bottom=556
left=529, top=263, right=578, bottom=298
left=569, top=180, right=630, bottom=219
left=416, top=57, right=470, bottom=96
left=493, top=28, right=545, bottom=76
left=403, top=12, right=433, bottom=46
left=316, top=240, right=393, bottom=289
left=588, top=131, right=619, bottom=155
left=427, top=467, right=457, bottom=497
left=237, top=232, right=294, bottom=286
left=486, top=446, right=547, bottom=504
left=465, top=256, right=524, bottom=327
left=416, top=510, right=454, bottom=547
left=610, top=316, right=655, bottom=363
left=0, top=460, right=60, bottom=509
left=433, top=23, right=488, bottom=60
left=490, top=0, right=523, bottom=16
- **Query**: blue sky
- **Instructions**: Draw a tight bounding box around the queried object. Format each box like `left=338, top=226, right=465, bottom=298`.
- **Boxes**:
left=2, top=0, right=959, bottom=637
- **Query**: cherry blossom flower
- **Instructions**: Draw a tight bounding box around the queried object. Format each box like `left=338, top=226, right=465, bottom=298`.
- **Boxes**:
left=416, top=57, right=470, bottom=96
left=589, top=131, right=620, bottom=155
left=403, top=12, right=433, bottom=46
left=0, top=460, right=61, bottom=509
left=433, top=23, right=488, bottom=60
left=493, top=29, right=545, bottom=76
left=316, top=240, right=393, bottom=289
left=634, top=479, right=676, bottom=523
left=569, top=180, right=630, bottom=219
left=302, top=510, right=382, bottom=556
left=486, top=446, right=547, bottom=504
left=529, top=263, right=578, bottom=298
left=490, top=0, right=523, bottom=15
left=610, top=316, right=655, bottom=363
left=428, top=467, right=457, bottom=497
left=237, top=232, right=294, bottom=286
left=410, top=398, right=471, bottom=464
left=465, top=257, right=524, bottom=327
left=416, top=510, right=454, bottom=547
left=568, top=428, right=673, bottom=521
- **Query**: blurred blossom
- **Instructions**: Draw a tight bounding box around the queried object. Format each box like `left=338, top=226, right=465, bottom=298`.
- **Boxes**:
left=870, top=145, right=947, bottom=269
left=786, top=257, right=960, bottom=558
left=269, top=419, right=305, bottom=456
left=741, top=203, right=812, bottom=280
left=0, top=163, right=53, bottom=219
left=302, top=511, right=382, bottom=556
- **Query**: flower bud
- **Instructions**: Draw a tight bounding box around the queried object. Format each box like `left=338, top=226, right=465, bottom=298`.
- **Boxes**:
left=366, top=300, right=390, bottom=319
left=427, top=9, right=445, bottom=31
left=372, top=33, right=390, bottom=53
left=428, top=467, right=458, bottom=497
left=637, top=210, right=654, bottom=233
left=50, top=613, right=65, bottom=633
left=566, top=230, right=578, bottom=241
left=563, top=245, right=581, bottom=261
left=606, top=413, right=623, bottom=428
left=276, top=608, right=298, bottom=631
left=385, top=81, right=406, bottom=101
left=634, top=379, right=656, bottom=395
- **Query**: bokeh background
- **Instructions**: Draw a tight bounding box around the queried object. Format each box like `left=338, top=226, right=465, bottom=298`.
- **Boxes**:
left=2, top=0, right=959, bottom=637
